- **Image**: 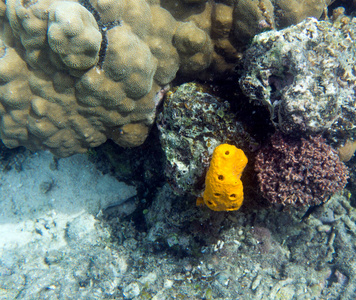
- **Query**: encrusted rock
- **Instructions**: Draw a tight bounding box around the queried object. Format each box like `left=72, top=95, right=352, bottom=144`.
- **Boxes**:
left=157, top=83, right=256, bottom=196
left=240, top=17, right=356, bottom=146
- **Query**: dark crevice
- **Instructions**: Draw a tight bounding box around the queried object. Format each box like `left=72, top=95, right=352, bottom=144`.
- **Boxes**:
left=79, top=0, right=122, bottom=67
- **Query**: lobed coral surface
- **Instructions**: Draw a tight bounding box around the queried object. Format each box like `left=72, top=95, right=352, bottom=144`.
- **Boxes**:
left=0, top=0, right=214, bottom=156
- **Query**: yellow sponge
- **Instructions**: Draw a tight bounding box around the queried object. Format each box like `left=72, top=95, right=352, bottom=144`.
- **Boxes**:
left=198, top=144, right=248, bottom=211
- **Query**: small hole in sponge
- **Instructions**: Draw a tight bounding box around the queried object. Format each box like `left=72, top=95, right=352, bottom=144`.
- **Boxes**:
left=230, top=194, right=236, bottom=198
left=207, top=201, right=213, bottom=205
left=225, top=151, right=230, bottom=155
left=214, top=193, right=221, bottom=197
left=218, top=175, right=224, bottom=180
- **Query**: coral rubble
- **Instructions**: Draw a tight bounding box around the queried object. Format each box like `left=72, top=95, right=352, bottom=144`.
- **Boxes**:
left=255, top=132, right=349, bottom=206
left=2, top=154, right=356, bottom=298
left=140, top=183, right=356, bottom=299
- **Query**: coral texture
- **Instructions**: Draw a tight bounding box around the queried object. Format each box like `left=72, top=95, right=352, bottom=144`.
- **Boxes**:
left=255, top=132, right=349, bottom=206
left=0, top=0, right=213, bottom=156
left=337, top=139, right=356, bottom=162
left=47, top=2, right=102, bottom=70
left=162, top=0, right=331, bottom=75
left=240, top=17, right=356, bottom=145
left=198, top=144, right=248, bottom=211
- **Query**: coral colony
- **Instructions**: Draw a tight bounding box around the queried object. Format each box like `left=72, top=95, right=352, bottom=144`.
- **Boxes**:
left=0, top=0, right=213, bottom=156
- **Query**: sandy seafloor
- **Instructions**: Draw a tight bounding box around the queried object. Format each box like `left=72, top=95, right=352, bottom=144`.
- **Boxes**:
left=0, top=144, right=356, bottom=300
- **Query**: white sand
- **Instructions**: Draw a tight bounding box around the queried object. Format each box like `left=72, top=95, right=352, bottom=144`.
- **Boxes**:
left=0, top=150, right=136, bottom=252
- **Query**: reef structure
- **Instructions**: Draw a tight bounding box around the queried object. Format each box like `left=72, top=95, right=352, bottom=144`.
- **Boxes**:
left=161, top=0, right=332, bottom=74
left=240, top=17, right=356, bottom=146
left=0, top=0, right=335, bottom=157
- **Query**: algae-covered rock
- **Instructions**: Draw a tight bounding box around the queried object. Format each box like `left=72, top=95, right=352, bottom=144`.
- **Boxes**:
left=157, top=83, right=256, bottom=196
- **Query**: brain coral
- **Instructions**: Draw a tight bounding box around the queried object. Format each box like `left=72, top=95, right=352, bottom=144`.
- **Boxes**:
left=255, top=132, right=349, bottom=206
